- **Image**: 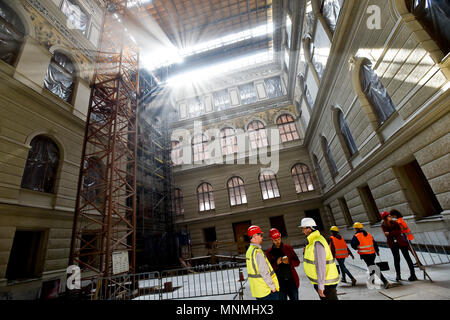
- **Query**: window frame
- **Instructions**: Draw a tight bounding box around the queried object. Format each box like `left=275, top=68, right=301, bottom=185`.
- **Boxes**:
left=227, top=176, right=247, bottom=207
left=277, top=114, right=300, bottom=142
left=192, top=134, right=209, bottom=162
left=291, top=163, right=315, bottom=193
left=259, top=170, right=281, bottom=200
left=247, top=120, right=268, bottom=150
left=197, top=182, right=215, bottom=212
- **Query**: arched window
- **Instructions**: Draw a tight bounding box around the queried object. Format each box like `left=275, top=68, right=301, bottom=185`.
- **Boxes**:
left=319, top=0, right=342, bottom=34
left=259, top=170, right=280, bottom=200
left=227, top=177, right=247, bottom=206
left=0, top=2, right=25, bottom=65
left=174, top=188, right=184, bottom=215
left=337, top=110, right=358, bottom=156
left=197, top=182, right=215, bottom=212
left=220, top=127, right=238, bottom=156
left=83, top=157, right=105, bottom=204
left=44, top=51, right=75, bottom=103
left=406, top=0, right=450, bottom=56
left=298, top=74, right=315, bottom=109
left=248, top=120, right=268, bottom=149
left=321, top=136, right=338, bottom=177
left=21, top=136, right=60, bottom=193
left=277, top=114, right=300, bottom=142
left=192, top=134, right=209, bottom=162
left=304, top=34, right=325, bottom=81
left=171, top=140, right=183, bottom=165
left=291, top=163, right=315, bottom=193
left=313, top=154, right=326, bottom=188
left=359, top=59, right=396, bottom=126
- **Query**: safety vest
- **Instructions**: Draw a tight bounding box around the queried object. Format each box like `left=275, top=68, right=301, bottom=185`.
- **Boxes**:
left=330, top=235, right=349, bottom=259
left=246, top=244, right=280, bottom=298
left=397, top=218, right=414, bottom=241
left=303, top=230, right=340, bottom=286
left=355, top=232, right=376, bottom=255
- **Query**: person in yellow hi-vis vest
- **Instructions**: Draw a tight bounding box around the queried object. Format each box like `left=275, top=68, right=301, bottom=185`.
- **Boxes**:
left=246, top=225, right=280, bottom=300
left=299, top=218, right=340, bottom=300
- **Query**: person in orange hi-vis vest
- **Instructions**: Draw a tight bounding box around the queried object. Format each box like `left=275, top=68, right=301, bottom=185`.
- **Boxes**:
left=329, top=226, right=357, bottom=286
left=390, top=209, right=414, bottom=241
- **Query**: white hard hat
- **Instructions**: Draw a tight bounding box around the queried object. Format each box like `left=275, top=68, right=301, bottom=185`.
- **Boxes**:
left=299, top=217, right=317, bottom=228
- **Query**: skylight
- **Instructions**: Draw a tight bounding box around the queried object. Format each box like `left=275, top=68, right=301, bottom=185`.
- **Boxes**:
left=141, top=23, right=274, bottom=71
left=167, top=49, right=274, bottom=88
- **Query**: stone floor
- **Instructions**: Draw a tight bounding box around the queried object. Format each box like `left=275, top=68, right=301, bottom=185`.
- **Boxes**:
left=239, top=246, right=450, bottom=300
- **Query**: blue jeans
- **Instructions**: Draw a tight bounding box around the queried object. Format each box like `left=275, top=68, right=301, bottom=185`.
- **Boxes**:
left=256, top=291, right=279, bottom=300
left=278, top=279, right=299, bottom=300
left=337, top=258, right=355, bottom=282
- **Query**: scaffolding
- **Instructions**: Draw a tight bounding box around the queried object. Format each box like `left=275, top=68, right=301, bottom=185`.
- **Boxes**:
left=135, top=73, right=178, bottom=272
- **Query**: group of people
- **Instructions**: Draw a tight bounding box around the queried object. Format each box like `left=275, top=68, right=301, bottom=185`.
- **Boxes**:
left=245, top=209, right=418, bottom=300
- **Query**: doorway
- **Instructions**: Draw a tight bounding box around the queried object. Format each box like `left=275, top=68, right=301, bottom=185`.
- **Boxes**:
left=232, top=220, right=251, bottom=254
left=304, top=209, right=324, bottom=231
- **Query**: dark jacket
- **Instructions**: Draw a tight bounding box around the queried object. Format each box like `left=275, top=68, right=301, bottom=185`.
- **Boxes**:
left=266, top=243, right=300, bottom=288
left=381, top=220, right=409, bottom=248
left=351, top=230, right=380, bottom=258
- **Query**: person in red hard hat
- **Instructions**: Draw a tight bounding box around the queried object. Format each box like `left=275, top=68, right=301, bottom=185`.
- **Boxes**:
left=245, top=225, right=280, bottom=300
left=380, top=211, right=417, bottom=282
left=265, top=228, right=300, bottom=300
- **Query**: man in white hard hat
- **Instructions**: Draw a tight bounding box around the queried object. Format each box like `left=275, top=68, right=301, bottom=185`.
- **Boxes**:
left=300, top=217, right=340, bottom=300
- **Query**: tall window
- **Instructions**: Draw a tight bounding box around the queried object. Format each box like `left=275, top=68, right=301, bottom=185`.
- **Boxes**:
left=174, top=188, right=184, bottom=215
left=248, top=120, right=268, bottom=149
left=220, top=127, right=238, bottom=156
left=213, top=89, right=231, bottom=111
left=320, top=0, right=342, bottom=33
left=171, top=140, right=183, bottom=165
left=197, top=182, right=215, bottom=212
left=406, top=0, right=450, bottom=55
left=264, top=76, right=283, bottom=98
left=227, top=177, right=247, bottom=206
left=313, top=154, right=326, bottom=188
left=192, top=134, right=209, bottom=162
left=321, top=136, right=338, bottom=177
left=259, top=170, right=280, bottom=200
left=61, top=0, right=89, bottom=35
left=0, top=1, right=25, bottom=66
left=238, top=83, right=257, bottom=105
left=298, top=74, right=315, bottom=108
left=304, top=34, right=325, bottom=80
left=44, top=51, right=75, bottom=103
left=277, top=114, right=300, bottom=142
left=188, top=98, right=204, bottom=118
left=291, top=163, right=315, bottom=193
left=337, top=110, right=358, bottom=156
left=359, top=59, right=396, bottom=126
left=21, top=136, right=60, bottom=193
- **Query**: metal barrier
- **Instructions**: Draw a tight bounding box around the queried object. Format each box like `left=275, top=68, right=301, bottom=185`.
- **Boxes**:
left=410, top=229, right=450, bottom=267
left=93, top=262, right=246, bottom=300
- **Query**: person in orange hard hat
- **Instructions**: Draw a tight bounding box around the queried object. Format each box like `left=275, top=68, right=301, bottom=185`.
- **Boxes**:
left=328, top=226, right=356, bottom=286
left=245, top=225, right=280, bottom=300
left=265, top=228, right=300, bottom=300
left=351, top=222, right=392, bottom=289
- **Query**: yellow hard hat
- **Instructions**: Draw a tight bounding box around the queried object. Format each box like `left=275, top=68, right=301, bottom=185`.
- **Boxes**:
left=330, top=226, right=339, bottom=232
left=353, top=222, right=364, bottom=229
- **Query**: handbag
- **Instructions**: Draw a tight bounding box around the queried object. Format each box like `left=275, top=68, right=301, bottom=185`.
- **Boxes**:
left=375, top=255, right=390, bottom=271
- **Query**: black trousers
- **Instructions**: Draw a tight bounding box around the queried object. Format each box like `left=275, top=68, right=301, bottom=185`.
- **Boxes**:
left=391, top=244, right=416, bottom=277
left=313, top=284, right=338, bottom=300
left=360, top=254, right=388, bottom=285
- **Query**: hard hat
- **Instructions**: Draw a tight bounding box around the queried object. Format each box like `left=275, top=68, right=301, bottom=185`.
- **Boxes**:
left=330, top=226, right=339, bottom=232
left=353, top=222, right=364, bottom=229
left=269, top=228, right=281, bottom=239
left=299, top=217, right=317, bottom=228
left=380, top=211, right=390, bottom=220
left=248, top=225, right=263, bottom=238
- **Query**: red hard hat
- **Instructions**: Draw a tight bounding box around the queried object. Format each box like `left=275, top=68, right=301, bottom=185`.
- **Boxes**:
left=248, top=225, right=263, bottom=238
left=380, top=211, right=390, bottom=220
left=269, top=228, right=281, bottom=239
